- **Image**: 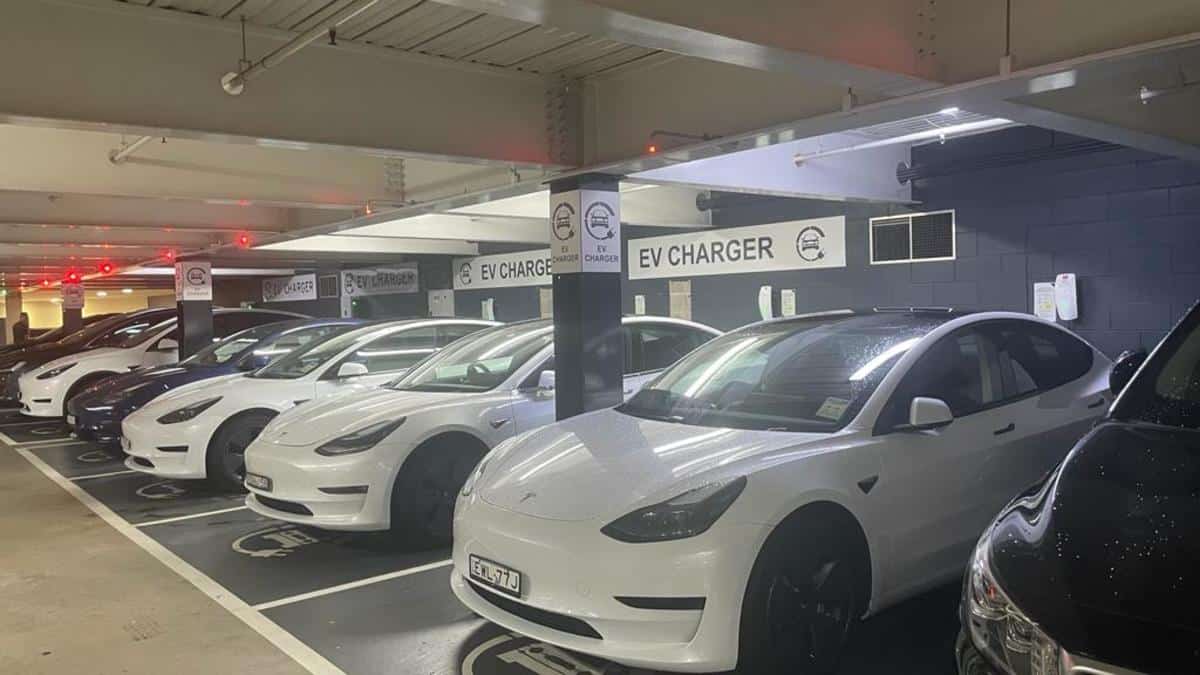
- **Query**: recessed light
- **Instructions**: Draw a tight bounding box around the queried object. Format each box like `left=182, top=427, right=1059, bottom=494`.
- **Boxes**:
left=97, top=291, right=108, bottom=297
left=122, top=288, right=133, bottom=294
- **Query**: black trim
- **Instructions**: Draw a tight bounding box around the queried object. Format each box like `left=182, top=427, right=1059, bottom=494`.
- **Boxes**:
left=468, top=579, right=602, bottom=639
left=318, top=485, right=368, bottom=495
left=614, top=596, right=705, bottom=611
left=156, top=445, right=188, bottom=453
left=256, top=495, right=314, bottom=516
left=130, top=456, right=153, bottom=468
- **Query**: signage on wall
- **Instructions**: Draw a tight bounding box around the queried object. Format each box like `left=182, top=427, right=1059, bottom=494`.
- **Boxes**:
left=550, top=189, right=621, bottom=274
left=627, top=216, right=847, bottom=280
left=341, top=266, right=419, bottom=297
left=61, top=282, right=84, bottom=309
left=453, top=249, right=552, bottom=291
left=174, top=261, right=212, bottom=301
left=262, top=273, right=317, bottom=303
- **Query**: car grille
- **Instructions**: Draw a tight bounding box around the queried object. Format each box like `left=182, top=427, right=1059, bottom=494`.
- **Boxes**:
left=468, top=579, right=603, bottom=639
left=256, top=495, right=314, bottom=516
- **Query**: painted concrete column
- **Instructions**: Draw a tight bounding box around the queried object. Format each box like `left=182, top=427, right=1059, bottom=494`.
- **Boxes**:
left=5, top=290, right=21, bottom=345
left=549, top=173, right=623, bottom=420
left=175, top=260, right=213, bottom=359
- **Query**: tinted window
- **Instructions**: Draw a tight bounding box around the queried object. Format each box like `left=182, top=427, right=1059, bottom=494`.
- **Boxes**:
left=1113, top=306, right=1200, bottom=430
left=879, top=328, right=1002, bottom=430
left=438, top=323, right=488, bottom=347
left=186, top=323, right=286, bottom=367
left=629, top=323, right=715, bottom=373
left=391, top=322, right=554, bottom=393
left=330, top=326, right=439, bottom=376
left=215, top=311, right=287, bottom=337
left=89, top=316, right=173, bottom=348
left=253, top=325, right=384, bottom=380
left=985, top=321, right=1093, bottom=397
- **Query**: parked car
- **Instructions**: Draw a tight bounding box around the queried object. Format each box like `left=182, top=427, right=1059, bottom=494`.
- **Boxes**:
left=121, top=318, right=499, bottom=490
left=67, top=318, right=360, bottom=445
left=450, top=309, right=1112, bottom=674
left=958, top=302, right=1200, bottom=675
left=18, top=308, right=304, bottom=418
left=0, top=313, right=116, bottom=357
left=242, top=316, right=721, bottom=543
left=0, top=308, right=180, bottom=402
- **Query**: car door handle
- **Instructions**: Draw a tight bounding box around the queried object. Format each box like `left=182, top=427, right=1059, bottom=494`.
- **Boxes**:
left=1087, top=396, right=1106, bottom=409
left=993, top=423, right=1016, bottom=436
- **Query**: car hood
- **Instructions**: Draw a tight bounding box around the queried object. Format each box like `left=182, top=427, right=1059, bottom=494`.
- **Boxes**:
left=78, top=364, right=220, bottom=407
left=152, top=372, right=246, bottom=404
left=260, top=387, right=473, bottom=447
left=36, top=347, right=124, bottom=373
left=989, top=421, right=1200, bottom=671
left=477, top=408, right=831, bottom=522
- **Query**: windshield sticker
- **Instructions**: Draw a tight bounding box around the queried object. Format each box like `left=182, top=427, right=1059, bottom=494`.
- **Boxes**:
left=815, top=397, right=850, bottom=421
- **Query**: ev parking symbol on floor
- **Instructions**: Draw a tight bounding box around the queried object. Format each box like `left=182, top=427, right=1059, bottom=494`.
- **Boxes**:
left=463, top=633, right=605, bottom=675
left=76, top=449, right=119, bottom=463
left=134, top=480, right=188, bottom=500
left=232, top=525, right=322, bottom=559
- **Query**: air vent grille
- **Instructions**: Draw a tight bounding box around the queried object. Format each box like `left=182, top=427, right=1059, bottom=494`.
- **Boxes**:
left=870, top=210, right=955, bottom=264
left=318, top=275, right=339, bottom=298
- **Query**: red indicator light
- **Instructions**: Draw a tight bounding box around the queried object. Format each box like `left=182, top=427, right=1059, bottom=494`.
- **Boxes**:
left=99, top=262, right=113, bottom=275
left=237, top=233, right=251, bottom=248
left=647, top=144, right=658, bottom=154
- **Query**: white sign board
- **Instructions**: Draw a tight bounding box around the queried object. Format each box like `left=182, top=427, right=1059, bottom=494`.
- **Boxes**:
left=453, top=249, right=551, bottom=291
left=175, top=261, right=212, bottom=301
left=262, top=273, right=317, bottom=303
left=62, top=283, right=84, bottom=310
left=1033, top=282, right=1056, bottom=321
left=628, top=216, right=847, bottom=280
left=341, top=266, right=419, bottom=297
left=550, top=189, right=621, bottom=274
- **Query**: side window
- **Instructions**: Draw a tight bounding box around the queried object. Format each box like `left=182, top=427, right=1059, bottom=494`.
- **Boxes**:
left=879, top=328, right=1002, bottom=430
left=520, top=356, right=554, bottom=390
left=337, top=326, right=439, bottom=375
left=986, top=321, right=1093, bottom=396
left=438, top=323, right=486, bottom=347
left=150, top=327, right=180, bottom=352
left=628, top=324, right=715, bottom=374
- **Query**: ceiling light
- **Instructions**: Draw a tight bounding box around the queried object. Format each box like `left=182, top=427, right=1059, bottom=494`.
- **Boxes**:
left=96, top=291, right=108, bottom=297
left=122, top=288, right=133, bottom=294
left=51, top=297, right=62, bottom=304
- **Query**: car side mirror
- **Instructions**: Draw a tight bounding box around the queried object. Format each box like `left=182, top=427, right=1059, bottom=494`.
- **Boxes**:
left=337, top=362, right=369, bottom=378
left=154, top=338, right=179, bottom=353
left=1109, top=349, right=1147, bottom=395
left=239, top=353, right=270, bottom=371
left=902, top=397, right=954, bottom=431
left=536, top=370, right=556, bottom=398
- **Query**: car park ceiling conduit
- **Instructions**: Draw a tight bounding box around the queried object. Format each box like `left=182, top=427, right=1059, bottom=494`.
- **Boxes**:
left=108, top=135, right=155, bottom=165
left=792, top=118, right=1014, bottom=167
left=221, top=0, right=383, bottom=96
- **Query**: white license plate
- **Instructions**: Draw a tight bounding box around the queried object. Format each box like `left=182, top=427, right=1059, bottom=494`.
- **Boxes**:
left=469, top=555, right=522, bottom=597
left=245, top=472, right=273, bottom=491
left=66, top=415, right=75, bottom=426
left=121, top=436, right=131, bottom=452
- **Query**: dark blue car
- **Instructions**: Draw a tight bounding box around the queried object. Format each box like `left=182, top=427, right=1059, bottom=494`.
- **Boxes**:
left=68, top=318, right=361, bottom=445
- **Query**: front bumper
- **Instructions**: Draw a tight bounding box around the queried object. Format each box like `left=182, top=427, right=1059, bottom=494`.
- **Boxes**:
left=449, top=495, right=767, bottom=673
left=68, top=403, right=126, bottom=445
left=242, top=438, right=390, bottom=531
left=120, top=411, right=216, bottom=480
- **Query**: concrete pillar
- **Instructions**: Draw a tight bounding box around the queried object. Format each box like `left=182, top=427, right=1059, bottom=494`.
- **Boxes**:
left=549, top=173, right=623, bottom=420
left=175, top=260, right=213, bottom=359
left=5, top=290, right=21, bottom=345
left=61, top=282, right=84, bottom=333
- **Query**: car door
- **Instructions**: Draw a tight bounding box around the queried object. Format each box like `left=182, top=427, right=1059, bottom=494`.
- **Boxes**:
left=623, top=322, right=717, bottom=397
left=314, top=324, right=440, bottom=397
left=871, top=326, right=1014, bottom=597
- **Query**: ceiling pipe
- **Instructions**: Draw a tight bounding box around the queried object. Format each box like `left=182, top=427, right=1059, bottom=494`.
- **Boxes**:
left=221, top=0, right=383, bottom=96
left=1139, top=78, right=1200, bottom=104
left=792, top=117, right=1014, bottom=166
left=108, top=135, right=155, bottom=165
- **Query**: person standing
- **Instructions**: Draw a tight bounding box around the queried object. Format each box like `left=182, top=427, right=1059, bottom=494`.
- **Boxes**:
left=12, top=312, right=29, bottom=344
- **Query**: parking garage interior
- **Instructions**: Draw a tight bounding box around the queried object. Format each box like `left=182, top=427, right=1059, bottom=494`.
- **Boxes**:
left=1, top=2, right=1199, bottom=674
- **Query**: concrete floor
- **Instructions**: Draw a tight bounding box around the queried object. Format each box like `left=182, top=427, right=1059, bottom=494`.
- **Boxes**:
left=0, top=445, right=307, bottom=675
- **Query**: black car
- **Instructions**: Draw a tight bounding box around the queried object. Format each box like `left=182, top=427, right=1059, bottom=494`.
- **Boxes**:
left=0, top=313, right=116, bottom=357
left=958, top=302, right=1200, bottom=675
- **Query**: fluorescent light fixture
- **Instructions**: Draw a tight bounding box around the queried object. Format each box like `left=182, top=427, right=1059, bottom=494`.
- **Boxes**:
left=122, top=267, right=297, bottom=276
left=96, top=291, right=108, bottom=297
left=122, top=288, right=133, bottom=294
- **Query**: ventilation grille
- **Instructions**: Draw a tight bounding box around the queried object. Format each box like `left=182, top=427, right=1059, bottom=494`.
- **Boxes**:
left=318, top=275, right=339, bottom=299
left=870, top=210, right=955, bottom=264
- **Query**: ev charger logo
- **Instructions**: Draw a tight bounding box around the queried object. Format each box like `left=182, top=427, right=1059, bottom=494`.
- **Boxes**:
left=232, top=525, right=322, bottom=558
left=551, top=203, right=575, bottom=241
left=795, top=225, right=826, bottom=262
left=461, top=632, right=601, bottom=675
left=583, top=201, right=616, bottom=241
left=459, top=262, right=473, bottom=286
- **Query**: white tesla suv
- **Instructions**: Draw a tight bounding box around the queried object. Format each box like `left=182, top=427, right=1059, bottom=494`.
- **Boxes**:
left=121, top=318, right=497, bottom=489
left=19, top=308, right=302, bottom=418
left=242, top=316, right=720, bottom=543
left=450, top=310, right=1113, bottom=674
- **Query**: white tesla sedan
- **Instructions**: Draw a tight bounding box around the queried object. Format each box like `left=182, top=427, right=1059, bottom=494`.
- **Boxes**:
left=121, top=318, right=497, bottom=489
left=242, top=316, right=720, bottom=542
left=19, top=308, right=302, bottom=418
left=451, top=310, right=1112, bottom=674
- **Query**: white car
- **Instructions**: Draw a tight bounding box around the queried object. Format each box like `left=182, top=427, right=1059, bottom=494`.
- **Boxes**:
left=121, top=318, right=497, bottom=490
left=450, top=310, right=1112, bottom=674
left=19, top=308, right=302, bottom=418
left=242, top=316, right=721, bottom=542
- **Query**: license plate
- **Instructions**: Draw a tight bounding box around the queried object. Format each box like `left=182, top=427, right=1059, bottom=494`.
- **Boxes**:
left=66, top=415, right=75, bottom=426
left=469, top=555, right=522, bottom=597
left=121, top=436, right=131, bottom=452
left=245, top=472, right=273, bottom=491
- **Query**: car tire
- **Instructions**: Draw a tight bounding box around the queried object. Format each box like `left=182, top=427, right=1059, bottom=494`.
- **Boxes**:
left=389, top=437, right=487, bottom=547
left=737, top=517, right=861, bottom=675
left=205, top=411, right=275, bottom=492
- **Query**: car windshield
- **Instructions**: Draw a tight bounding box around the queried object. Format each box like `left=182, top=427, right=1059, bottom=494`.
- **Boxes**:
left=88, top=316, right=174, bottom=348
left=250, top=324, right=383, bottom=380
left=389, top=322, right=553, bottom=393
left=59, top=313, right=136, bottom=346
left=1113, top=305, right=1200, bottom=430
left=184, top=323, right=284, bottom=367
left=618, top=314, right=949, bottom=432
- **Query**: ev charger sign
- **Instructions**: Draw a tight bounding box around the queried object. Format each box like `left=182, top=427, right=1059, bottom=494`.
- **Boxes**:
left=61, top=282, right=84, bottom=309
left=550, top=188, right=621, bottom=274
left=262, top=273, right=317, bottom=302
left=628, top=216, right=847, bottom=280
left=341, top=266, right=419, bottom=297
left=174, top=261, right=212, bottom=301
left=453, top=249, right=552, bottom=291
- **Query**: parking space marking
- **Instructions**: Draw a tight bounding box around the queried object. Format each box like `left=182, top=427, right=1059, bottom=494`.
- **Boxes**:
left=71, top=469, right=138, bottom=481
left=252, top=559, right=454, bottom=611
left=0, top=419, right=61, bottom=427
left=13, top=444, right=347, bottom=675
left=17, top=439, right=90, bottom=449
left=135, top=505, right=250, bottom=528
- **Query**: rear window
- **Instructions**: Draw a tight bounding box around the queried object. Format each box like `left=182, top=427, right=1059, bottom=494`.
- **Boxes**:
left=1114, top=305, right=1200, bottom=430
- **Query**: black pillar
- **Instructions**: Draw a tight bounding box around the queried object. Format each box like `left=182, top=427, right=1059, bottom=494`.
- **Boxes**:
left=175, top=261, right=213, bottom=359
left=550, top=174, right=623, bottom=420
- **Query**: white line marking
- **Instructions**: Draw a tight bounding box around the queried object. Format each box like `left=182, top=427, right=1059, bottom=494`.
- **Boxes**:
left=13, top=446, right=346, bottom=675
left=253, top=559, right=454, bottom=611
left=70, top=469, right=138, bottom=481
left=20, top=439, right=90, bottom=449
left=135, top=506, right=250, bottom=528
left=0, top=419, right=63, bottom=428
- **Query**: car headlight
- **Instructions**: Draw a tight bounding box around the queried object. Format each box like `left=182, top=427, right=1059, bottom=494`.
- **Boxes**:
left=965, top=530, right=1061, bottom=675
left=37, top=363, right=76, bottom=380
left=601, top=476, right=747, bottom=543
left=156, top=397, right=222, bottom=424
left=315, top=418, right=406, bottom=457
left=460, top=454, right=492, bottom=498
